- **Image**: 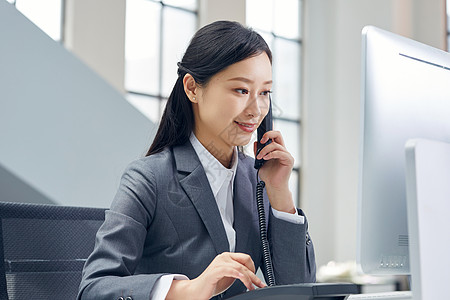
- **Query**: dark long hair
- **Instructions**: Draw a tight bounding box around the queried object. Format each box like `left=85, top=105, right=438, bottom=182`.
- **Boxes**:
left=146, top=20, right=272, bottom=156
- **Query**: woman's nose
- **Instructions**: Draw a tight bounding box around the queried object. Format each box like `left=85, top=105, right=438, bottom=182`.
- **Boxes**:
left=245, top=94, right=262, bottom=118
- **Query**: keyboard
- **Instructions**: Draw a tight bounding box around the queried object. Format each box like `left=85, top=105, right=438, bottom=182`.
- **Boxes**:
left=348, top=291, right=412, bottom=299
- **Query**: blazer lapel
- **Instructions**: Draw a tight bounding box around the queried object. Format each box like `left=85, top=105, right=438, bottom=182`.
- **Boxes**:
left=233, top=154, right=261, bottom=256
left=172, top=142, right=230, bottom=255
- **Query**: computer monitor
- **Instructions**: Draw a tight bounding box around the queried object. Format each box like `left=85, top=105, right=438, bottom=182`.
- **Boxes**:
left=357, top=26, right=450, bottom=275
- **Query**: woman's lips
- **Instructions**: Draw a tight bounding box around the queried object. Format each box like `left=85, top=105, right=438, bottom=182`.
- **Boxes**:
left=234, top=121, right=256, bottom=133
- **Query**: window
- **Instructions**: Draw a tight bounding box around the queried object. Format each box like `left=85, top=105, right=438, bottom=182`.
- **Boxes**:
left=7, top=0, right=64, bottom=42
left=447, top=0, right=450, bottom=50
left=246, top=0, right=303, bottom=206
left=124, top=0, right=198, bottom=124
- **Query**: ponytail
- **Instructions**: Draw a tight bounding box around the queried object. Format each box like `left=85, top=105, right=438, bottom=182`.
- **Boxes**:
left=146, top=75, right=194, bottom=156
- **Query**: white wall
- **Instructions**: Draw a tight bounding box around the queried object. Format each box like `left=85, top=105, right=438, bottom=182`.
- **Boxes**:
left=0, top=1, right=154, bottom=208
left=302, top=0, right=447, bottom=267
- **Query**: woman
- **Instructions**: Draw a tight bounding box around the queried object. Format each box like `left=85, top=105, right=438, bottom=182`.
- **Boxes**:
left=78, top=20, right=316, bottom=300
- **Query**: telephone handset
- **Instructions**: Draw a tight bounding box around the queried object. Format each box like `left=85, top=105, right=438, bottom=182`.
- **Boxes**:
left=254, top=97, right=273, bottom=169
left=253, top=97, right=276, bottom=286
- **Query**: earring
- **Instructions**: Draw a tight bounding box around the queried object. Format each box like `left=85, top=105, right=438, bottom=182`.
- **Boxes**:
left=193, top=97, right=196, bottom=101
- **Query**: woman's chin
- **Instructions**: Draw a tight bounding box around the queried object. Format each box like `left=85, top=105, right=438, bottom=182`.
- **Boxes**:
left=232, top=134, right=254, bottom=147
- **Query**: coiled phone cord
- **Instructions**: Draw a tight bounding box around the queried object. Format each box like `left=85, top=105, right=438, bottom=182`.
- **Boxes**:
left=256, top=170, right=276, bottom=286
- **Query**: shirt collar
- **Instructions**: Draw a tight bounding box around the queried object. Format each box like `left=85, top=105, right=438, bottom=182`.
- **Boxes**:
left=189, top=133, right=238, bottom=197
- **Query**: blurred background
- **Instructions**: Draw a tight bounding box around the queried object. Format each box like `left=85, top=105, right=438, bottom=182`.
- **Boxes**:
left=0, top=0, right=448, bottom=285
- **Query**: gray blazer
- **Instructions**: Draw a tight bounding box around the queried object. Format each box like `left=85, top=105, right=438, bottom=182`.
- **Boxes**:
left=78, top=141, right=316, bottom=300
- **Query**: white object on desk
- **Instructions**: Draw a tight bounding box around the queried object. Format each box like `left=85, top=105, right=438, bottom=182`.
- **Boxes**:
left=348, top=291, right=412, bottom=299
left=405, top=139, right=450, bottom=300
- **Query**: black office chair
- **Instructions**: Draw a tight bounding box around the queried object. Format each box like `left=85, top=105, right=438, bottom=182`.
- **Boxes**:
left=0, top=201, right=106, bottom=300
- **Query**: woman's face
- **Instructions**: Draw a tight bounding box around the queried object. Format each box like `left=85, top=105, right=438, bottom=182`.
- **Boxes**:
left=191, top=52, right=272, bottom=154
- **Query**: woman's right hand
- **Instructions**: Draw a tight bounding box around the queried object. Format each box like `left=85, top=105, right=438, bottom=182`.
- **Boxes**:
left=166, top=252, right=266, bottom=300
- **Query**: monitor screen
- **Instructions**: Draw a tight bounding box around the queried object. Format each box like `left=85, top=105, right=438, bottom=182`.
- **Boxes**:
left=357, top=26, right=450, bottom=275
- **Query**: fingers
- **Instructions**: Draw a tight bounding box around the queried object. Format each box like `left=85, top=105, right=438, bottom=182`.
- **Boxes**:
left=216, top=253, right=266, bottom=290
left=256, top=141, right=293, bottom=164
left=256, top=141, right=284, bottom=159
left=256, top=130, right=291, bottom=160
left=214, top=265, right=259, bottom=291
left=228, top=263, right=265, bottom=290
left=191, top=253, right=266, bottom=299
left=260, top=130, right=285, bottom=147
left=235, top=267, right=265, bottom=290
left=227, top=252, right=256, bottom=273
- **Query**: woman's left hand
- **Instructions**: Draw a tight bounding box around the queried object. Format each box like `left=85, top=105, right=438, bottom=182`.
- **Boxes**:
left=253, top=130, right=296, bottom=214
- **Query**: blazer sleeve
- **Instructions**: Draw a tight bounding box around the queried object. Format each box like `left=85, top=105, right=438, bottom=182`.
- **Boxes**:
left=77, top=159, right=165, bottom=300
left=267, top=207, right=317, bottom=284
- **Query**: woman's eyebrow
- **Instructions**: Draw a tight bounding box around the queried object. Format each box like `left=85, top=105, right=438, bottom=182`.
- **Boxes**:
left=227, top=77, right=272, bottom=85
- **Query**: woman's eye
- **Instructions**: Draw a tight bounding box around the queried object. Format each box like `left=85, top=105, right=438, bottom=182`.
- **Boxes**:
left=235, top=89, right=249, bottom=95
left=260, top=90, right=272, bottom=96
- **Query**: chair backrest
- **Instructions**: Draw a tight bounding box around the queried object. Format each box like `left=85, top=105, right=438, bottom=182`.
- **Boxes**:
left=0, top=201, right=105, bottom=300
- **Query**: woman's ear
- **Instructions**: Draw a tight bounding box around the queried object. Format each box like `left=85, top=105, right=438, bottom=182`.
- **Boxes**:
left=183, top=73, right=198, bottom=103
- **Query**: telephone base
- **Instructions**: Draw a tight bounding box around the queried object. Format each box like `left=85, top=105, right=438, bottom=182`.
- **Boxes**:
left=228, top=282, right=359, bottom=300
